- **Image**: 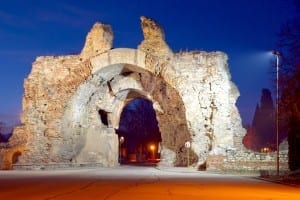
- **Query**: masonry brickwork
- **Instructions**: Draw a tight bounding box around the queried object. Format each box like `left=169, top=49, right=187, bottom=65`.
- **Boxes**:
left=0, top=17, right=288, bottom=172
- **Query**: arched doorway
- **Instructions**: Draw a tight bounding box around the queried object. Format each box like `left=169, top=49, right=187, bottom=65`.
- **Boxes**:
left=60, top=60, right=195, bottom=167
left=117, top=97, right=161, bottom=165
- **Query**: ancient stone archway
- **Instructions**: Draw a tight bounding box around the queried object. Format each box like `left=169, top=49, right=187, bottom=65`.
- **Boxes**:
left=2, top=16, right=247, bottom=170
left=58, top=59, right=195, bottom=166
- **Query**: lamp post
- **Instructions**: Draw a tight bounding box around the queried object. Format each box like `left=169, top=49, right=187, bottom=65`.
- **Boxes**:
left=119, top=136, right=124, bottom=163
left=150, top=144, right=155, bottom=160
left=272, top=50, right=280, bottom=176
left=185, top=141, right=191, bottom=167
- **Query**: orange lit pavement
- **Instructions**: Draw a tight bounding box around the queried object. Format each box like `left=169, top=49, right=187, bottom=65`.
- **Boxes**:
left=0, top=166, right=299, bottom=200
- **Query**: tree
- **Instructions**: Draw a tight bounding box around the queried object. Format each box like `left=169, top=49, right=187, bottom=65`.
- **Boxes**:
left=243, top=89, right=276, bottom=151
left=0, top=121, right=6, bottom=142
left=276, top=0, right=300, bottom=170
left=0, top=121, right=4, bottom=132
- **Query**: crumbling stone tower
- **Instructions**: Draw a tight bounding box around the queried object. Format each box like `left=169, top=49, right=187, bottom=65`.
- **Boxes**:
left=1, top=17, right=245, bottom=169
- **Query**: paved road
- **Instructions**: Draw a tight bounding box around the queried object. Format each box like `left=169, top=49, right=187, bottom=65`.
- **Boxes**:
left=0, top=166, right=299, bottom=200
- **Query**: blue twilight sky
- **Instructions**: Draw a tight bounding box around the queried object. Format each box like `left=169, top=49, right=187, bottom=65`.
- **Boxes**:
left=0, top=0, right=297, bottom=126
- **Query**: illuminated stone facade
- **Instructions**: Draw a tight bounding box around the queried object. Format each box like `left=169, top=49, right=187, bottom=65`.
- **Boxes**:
left=1, top=17, right=250, bottom=170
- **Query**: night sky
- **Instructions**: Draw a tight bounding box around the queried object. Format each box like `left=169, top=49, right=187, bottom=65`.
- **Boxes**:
left=0, top=0, right=297, bottom=126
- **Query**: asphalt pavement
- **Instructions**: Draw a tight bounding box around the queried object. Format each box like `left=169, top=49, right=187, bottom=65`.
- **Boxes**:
left=0, top=166, right=299, bottom=200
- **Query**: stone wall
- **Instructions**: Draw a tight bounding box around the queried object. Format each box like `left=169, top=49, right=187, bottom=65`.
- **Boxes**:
left=1, top=16, right=253, bottom=170
left=207, top=139, right=289, bottom=173
left=19, top=55, right=92, bottom=164
left=163, top=51, right=245, bottom=166
left=207, top=150, right=289, bottom=173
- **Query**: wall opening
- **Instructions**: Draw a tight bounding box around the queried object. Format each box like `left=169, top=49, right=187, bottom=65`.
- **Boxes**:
left=99, top=109, right=109, bottom=126
left=116, top=97, right=161, bottom=165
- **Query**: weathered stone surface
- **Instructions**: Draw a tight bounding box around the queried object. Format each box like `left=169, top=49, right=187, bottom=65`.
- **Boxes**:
left=0, top=126, right=26, bottom=169
left=1, top=16, right=248, bottom=170
left=207, top=148, right=289, bottom=172
left=138, top=16, right=172, bottom=57
left=80, top=22, right=113, bottom=59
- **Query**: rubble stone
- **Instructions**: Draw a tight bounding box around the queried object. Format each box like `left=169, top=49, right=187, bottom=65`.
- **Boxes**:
left=1, top=17, right=256, bottom=171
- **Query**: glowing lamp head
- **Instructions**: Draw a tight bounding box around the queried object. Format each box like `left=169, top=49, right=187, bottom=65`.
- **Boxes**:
left=272, top=50, right=280, bottom=56
left=150, top=144, right=155, bottom=151
left=119, top=136, right=125, bottom=144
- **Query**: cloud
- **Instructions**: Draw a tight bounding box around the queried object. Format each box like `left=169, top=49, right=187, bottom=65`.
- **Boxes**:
left=0, top=10, right=25, bottom=28
left=0, top=1, right=99, bottom=30
left=0, top=6, right=38, bottom=28
left=36, top=2, right=100, bottom=27
left=62, top=2, right=99, bottom=18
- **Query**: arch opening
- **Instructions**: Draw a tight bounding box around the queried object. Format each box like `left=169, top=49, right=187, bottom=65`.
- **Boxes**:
left=116, top=97, right=162, bottom=165
left=59, top=60, right=197, bottom=167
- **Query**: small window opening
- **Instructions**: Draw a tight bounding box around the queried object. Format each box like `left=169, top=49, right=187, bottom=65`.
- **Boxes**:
left=99, top=109, right=108, bottom=126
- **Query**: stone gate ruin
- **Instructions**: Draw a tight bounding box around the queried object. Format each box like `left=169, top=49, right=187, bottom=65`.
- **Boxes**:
left=1, top=17, right=288, bottom=171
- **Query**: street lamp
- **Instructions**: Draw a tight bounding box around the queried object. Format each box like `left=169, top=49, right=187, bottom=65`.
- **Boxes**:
left=272, top=50, right=280, bottom=176
left=185, top=141, right=191, bottom=167
left=150, top=144, right=155, bottom=159
left=119, top=136, right=125, bottom=163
